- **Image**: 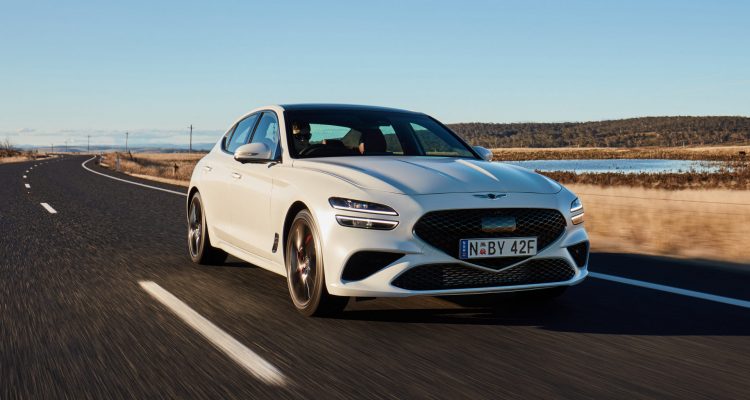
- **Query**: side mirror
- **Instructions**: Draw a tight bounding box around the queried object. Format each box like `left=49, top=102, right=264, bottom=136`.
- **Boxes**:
left=473, top=146, right=493, bottom=162
left=234, top=142, right=273, bottom=163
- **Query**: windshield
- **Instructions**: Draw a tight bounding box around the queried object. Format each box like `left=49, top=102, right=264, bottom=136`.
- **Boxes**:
left=284, top=109, right=477, bottom=159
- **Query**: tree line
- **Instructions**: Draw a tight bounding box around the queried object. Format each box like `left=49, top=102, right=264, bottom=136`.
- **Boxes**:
left=447, top=116, right=750, bottom=148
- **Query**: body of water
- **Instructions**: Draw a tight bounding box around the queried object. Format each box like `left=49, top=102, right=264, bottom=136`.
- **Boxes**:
left=505, top=159, right=726, bottom=174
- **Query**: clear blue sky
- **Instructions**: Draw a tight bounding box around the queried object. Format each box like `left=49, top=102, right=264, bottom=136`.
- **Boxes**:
left=1, top=0, right=748, bottom=147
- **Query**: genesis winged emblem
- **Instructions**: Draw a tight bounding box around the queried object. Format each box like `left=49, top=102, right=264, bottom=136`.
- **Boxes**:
left=473, top=193, right=508, bottom=200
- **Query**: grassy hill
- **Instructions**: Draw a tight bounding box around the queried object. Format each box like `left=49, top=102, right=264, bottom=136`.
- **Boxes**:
left=448, top=116, right=750, bottom=148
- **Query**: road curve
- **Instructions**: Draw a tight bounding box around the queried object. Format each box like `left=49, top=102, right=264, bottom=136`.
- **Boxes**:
left=1, top=155, right=749, bottom=399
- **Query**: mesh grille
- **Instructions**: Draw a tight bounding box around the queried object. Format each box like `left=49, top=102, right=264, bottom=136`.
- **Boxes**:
left=413, top=208, right=566, bottom=270
left=392, top=258, right=575, bottom=291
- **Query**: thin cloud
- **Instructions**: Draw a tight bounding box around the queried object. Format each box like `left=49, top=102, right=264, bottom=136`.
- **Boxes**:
left=3, top=128, right=225, bottom=147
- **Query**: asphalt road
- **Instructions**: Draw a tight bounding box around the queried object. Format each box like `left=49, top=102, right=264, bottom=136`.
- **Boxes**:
left=2, top=155, right=749, bottom=399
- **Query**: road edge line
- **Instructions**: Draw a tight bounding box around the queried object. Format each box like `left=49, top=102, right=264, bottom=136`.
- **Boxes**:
left=589, top=272, right=750, bottom=309
left=81, top=156, right=187, bottom=197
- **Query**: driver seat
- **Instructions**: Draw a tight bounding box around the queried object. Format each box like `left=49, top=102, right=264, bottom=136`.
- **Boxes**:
left=359, top=128, right=387, bottom=154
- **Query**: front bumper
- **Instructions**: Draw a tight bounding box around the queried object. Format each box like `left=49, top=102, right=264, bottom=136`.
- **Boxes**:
left=318, top=191, right=589, bottom=297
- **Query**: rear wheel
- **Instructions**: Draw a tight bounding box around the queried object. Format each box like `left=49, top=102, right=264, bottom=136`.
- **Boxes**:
left=188, top=192, right=227, bottom=265
left=285, top=209, right=348, bottom=316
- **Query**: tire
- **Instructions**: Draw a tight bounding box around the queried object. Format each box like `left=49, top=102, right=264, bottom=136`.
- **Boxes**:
left=285, top=209, right=348, bottom=317
left=188, top=192, right=228, bottom=265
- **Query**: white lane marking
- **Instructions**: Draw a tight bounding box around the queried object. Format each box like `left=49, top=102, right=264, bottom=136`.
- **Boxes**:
left=40, top=203, right=57, bottom=214
left=82, top=157, right=187, bottom=197
left=25, top=183, right=30, bottom=189
left=139, top=281, right=286, bottom=385
left=590, top=272, right=750, bottom=309
left=23, top=175, right=27, bottom=179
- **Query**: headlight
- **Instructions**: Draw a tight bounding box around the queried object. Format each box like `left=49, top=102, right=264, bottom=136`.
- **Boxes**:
left=335, top=215, right=399, bottom=230
left=329, top=197, right=398, bottom=216
left=570, top=198, right=584, bottom=225
left=570, top=198, right=583, bottom=213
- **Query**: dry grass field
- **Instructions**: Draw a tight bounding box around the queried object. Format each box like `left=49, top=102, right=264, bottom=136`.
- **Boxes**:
left=0, top=151, right=53, bottom=164
left=100, top=152, right=204, bottom=185
left=571, top=184, right=750, bottom=264
left=0, top=155, right=32, bottom=164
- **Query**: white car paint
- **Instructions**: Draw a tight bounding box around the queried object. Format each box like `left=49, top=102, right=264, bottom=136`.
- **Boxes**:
left=189, top=104, right=589, bottom=297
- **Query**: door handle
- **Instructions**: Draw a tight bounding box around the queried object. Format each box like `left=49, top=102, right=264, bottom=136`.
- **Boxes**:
left=231, top=172, right=242, bottom=179
left=203, top=166, right=213, bottom=172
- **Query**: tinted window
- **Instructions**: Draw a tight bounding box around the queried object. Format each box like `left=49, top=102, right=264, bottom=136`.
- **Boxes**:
left=410, top=122, right=471, bottom=157
left=284, top=109, right=474, bottom=159
left=226, top=113, right=260, bottom=153
left=294, top=123, right=404, bottom=156
left=249, top=112, right=281, bottom=159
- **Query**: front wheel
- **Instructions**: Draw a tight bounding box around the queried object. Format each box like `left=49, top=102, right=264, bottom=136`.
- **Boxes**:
left=285, top=209, right=348, bottom=316
left=188, top=192, right=228, bottom=265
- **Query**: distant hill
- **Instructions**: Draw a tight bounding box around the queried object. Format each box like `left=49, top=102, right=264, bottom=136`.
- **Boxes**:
left=447, top=116, right=750, bottom=148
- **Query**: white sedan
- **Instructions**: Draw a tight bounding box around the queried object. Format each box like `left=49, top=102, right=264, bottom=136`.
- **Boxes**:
left=188, top=104, right=589, bottom=316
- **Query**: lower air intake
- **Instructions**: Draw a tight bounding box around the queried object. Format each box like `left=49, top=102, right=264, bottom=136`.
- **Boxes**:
left=392, top=258, right=575, bottom=291
left=342, top=251, right=404, bottom=281
left=567, top=241, right=590, bottom=268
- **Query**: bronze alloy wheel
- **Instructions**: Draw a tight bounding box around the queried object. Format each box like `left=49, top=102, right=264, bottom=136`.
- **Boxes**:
left=188, top=196, right=203, bottom=258
left=187, top=192, right=227, bottom=265
left=285, top=209, right=348, bottom=316
left=287, top=216, right=318, bottom=307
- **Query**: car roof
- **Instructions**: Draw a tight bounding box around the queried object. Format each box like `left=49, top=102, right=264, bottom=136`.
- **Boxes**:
left=278, top=103, right=422, bottom=114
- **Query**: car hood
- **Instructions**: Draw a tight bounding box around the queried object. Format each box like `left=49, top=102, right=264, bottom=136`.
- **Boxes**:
left=292, top=157, right=561, bottom=195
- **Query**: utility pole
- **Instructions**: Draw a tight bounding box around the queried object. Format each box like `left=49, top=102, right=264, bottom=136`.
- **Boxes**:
left=125, top=131, right=129, bottom=153
left=87, top=135, right=91, bottom=153
left=65, top=139, right=68, bottom=153
left=51, top=144, right=54, bottom=154
left=189, top=124, right=193, bottom=153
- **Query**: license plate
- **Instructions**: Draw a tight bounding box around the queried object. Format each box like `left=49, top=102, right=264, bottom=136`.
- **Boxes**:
left=459, top=237, right=537, bottom=259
